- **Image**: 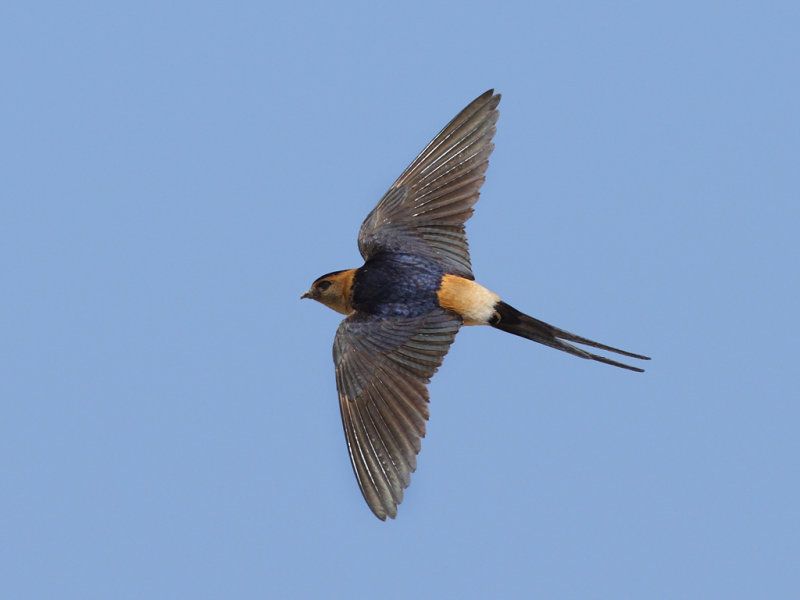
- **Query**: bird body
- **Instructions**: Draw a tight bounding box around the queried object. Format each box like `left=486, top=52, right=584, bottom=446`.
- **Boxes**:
left=302, top=90, right=649, bottom=520
left=437, top=274, right=500, bottom=325
left=353, top=252, right=443, bottom=317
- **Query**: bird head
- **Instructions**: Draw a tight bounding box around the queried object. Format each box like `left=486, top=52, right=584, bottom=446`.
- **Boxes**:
left=301, top=269, right=355, bottom=315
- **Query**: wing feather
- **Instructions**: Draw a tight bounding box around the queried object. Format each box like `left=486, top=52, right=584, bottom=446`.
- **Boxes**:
left=358, top=91, right=500, bottom=279
left=333, top=309, right=461, bottom=519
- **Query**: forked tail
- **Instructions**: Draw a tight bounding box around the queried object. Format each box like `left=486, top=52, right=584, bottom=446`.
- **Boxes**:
left=490, top=301, right=650, bottom=372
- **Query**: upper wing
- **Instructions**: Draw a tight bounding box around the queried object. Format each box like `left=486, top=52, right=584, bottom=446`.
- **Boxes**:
left=358, top=90, right=501, bottom=279
left=333, top=308, right=461, bottom=520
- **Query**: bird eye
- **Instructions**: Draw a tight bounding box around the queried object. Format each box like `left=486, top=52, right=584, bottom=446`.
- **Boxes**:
left=317, top=281, right=332, bottom=291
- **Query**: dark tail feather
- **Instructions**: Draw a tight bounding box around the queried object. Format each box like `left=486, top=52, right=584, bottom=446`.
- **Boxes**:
left=490, top=301, right=650, bottom=373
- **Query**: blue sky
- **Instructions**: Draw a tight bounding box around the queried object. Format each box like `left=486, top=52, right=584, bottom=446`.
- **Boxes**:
left=2, top=2, right=798, bottom=598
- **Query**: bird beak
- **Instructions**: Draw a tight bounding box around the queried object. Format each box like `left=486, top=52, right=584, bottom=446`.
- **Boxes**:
left=300, top=289, right=314, bottom=300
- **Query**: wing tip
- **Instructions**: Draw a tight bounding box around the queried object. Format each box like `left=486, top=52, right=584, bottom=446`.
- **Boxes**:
left=475, top=88, right=501, bottom=112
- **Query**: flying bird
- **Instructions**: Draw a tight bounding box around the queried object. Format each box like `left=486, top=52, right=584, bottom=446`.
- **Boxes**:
left=302, top=90, right=649, bottom=520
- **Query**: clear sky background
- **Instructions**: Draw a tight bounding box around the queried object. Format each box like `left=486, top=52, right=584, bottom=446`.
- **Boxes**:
left=2, top=2, right=798, bottom=598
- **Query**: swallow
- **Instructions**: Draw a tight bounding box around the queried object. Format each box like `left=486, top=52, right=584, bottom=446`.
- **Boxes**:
left=302, top=90, right=649, bottom=520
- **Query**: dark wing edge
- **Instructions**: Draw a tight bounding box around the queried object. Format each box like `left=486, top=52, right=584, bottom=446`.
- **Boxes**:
left=358, top=90, right=501, bottom=279
left=333, top=309, right=462, bottom=520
